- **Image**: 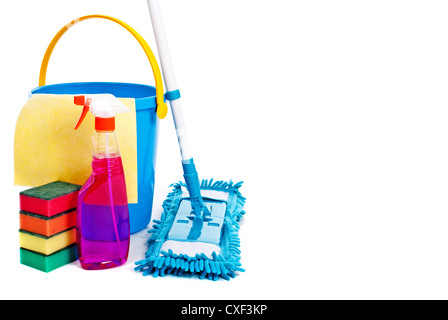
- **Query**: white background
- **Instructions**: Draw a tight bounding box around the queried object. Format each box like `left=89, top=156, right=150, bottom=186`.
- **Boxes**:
left=1, top=0, right=448, bottom=300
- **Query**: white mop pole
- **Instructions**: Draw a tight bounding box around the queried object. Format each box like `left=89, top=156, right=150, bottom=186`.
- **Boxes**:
left=147, top=0, right=209, bottom=217
left=147, top=0, right=192, bottom=161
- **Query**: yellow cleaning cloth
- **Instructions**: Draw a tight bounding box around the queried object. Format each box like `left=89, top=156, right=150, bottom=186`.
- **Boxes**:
left=14, top=94, right=138, bottom=203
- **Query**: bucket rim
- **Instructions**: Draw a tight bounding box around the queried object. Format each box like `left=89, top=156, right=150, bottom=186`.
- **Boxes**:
left=30, top=82, right=158, bottom=103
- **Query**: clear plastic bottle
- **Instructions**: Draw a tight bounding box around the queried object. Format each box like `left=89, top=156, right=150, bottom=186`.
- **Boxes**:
left=73, top=94, right=130, bottom=270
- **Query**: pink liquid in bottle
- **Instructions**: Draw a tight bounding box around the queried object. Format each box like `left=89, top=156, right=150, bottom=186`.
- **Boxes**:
left=77, top=154, right=130, bottom=270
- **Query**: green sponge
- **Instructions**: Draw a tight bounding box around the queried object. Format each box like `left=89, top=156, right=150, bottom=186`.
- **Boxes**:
left=20, top=244, right=78, bottom=273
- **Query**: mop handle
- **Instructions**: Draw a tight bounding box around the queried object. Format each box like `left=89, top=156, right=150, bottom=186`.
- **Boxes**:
left=147, top=0, right=209, bottom=216
left=147, top=0, right=192, bottom=161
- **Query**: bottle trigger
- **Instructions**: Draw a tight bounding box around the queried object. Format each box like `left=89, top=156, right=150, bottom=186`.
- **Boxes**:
left=74, top=96, right=89, bottom=130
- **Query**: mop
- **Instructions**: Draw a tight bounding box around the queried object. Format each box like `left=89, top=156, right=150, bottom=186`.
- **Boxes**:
left=134, top=0, right=246, bottom=280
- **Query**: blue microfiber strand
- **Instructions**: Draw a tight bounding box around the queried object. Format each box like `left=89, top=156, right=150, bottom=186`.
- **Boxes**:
left=134, top=179, right=246, bottom=280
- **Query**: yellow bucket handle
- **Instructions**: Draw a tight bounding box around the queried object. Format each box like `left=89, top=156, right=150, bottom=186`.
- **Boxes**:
left=39, top=14, right=168, bottom=119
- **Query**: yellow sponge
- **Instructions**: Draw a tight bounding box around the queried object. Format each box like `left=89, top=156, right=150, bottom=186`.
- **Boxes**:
left=19, top=228, right=76, bottom=255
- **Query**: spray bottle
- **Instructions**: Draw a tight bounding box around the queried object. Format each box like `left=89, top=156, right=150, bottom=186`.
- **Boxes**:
left=73, top=94, right=130, bottom=270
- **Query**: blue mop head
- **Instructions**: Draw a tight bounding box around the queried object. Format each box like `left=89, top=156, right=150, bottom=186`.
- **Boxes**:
left=134, top=179, right=246, bottom=280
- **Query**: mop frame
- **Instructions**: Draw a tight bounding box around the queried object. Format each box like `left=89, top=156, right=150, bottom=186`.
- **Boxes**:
left=135, top=179, right=246, bottom=280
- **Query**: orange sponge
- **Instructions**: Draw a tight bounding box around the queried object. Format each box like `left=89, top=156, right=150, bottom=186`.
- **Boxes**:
left=19, top=209, right=76, bottom=237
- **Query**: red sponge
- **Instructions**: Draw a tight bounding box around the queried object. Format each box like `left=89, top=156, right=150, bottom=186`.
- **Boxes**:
left=20, top=181, right=81, bottom=217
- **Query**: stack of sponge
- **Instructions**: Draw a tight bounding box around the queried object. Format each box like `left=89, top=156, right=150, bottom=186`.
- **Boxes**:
left=19, top=181, right=81, bottom=272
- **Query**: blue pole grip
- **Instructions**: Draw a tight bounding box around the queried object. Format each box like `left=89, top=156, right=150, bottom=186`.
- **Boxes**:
left=182, top=158, right=212, bottom=223
left=182, top=158, right=203, bottom=204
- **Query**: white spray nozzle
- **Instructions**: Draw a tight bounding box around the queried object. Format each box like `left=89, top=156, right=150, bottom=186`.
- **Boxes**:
left=74, top=94, right=129, bottom=131
left=76, top=94, right=129, bottom=118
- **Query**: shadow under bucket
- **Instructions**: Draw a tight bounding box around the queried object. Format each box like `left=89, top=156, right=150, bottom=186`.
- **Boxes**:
left=31, top=82, right=160, bottom=234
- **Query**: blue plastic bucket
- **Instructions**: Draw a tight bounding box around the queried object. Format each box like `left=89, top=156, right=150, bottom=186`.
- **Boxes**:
left=30, top=82, right=159, bottom=234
